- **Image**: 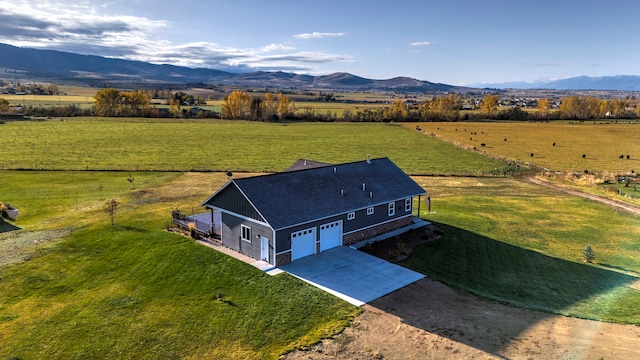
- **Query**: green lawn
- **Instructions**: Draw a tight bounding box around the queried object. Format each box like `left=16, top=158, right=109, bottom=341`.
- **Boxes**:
left=0, top=118, right=506, bottom=175
left=0, top=171, right=358, bottom=359
left=406, top=177, right=640, bottom=323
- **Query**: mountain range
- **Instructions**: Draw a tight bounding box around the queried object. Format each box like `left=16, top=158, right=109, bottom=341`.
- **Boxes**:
left=1, top=42, right=638, bottom=92
left=473, top=75, right=640, bottom=91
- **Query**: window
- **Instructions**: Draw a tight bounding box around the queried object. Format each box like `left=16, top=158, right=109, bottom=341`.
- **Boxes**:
left=388, top=202, right=395, bottom=216
left=367, top=207, right=374, bottom=215
left=347, top=212, right=355, bottom=220
left=405, top=198, right=412, bottom=212
left=241, top=225, right=251, bottom=242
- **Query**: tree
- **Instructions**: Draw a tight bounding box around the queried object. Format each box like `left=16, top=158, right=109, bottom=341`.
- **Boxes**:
left=94, top=88, right=122, bottom=116
left=122, top=90, right=151, bottom=116
left=103, top=199, right=118, bottom=225
left=559, top=96, right=587, bottom=119
left=250, top=97, right=263, bottom=120
left=583, top=244, right=595, bottom=263
left=262, top=92, right=278, bottom=120
left=277, top=93, right=295, bottom=119
left=537, top=98, right=551, bottom=117
left=221, top=91, right=251, bottom=119
left=421, top=94, right=461, bottom=121
left=384, top=99, right=408, bottom=121
left=481, top=94, right=499, bottom=116
left=169, top=98, right=181, bottom=117
left=0, top=97, right=9, bottom=112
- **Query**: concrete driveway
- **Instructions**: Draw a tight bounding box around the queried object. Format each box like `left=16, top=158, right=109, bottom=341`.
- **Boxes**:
left=280, top=246, right=424, bottom=306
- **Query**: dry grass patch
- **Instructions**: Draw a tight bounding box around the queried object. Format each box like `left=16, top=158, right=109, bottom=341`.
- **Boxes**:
left=406, top=122, right=640, bottom=172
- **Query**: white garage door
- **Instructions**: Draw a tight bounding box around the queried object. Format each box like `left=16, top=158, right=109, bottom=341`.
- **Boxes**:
left=320, top=220, right=343, bottom=252
left=291, top=227, right=316, bottom=260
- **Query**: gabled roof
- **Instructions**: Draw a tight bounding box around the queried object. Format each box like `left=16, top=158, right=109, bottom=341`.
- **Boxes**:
left=202, top=157, right=426, bottom=230
left=285, top=159, right=332, bottom=172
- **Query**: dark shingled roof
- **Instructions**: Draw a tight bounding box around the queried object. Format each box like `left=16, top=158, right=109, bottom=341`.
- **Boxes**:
left=285, top=159, right=332, bottom=172
left=206, top=157, right=426, bottom=230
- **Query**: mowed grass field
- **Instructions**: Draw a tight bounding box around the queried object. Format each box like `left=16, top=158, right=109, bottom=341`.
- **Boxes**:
left=0, top=171, right=358, bottom=359
left=0, top=118, right=506, bottom=174
left=407, top=177, right=640, bottom=323
left=406, top=121, right=640, bottom=172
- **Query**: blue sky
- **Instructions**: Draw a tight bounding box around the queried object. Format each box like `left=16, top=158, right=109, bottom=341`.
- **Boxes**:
left=1, top=0, right=639, bottom=85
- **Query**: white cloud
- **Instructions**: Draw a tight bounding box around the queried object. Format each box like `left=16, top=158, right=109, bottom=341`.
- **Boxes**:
left=294, top=32, right=346, bottom=40
left=0, top=1, right=352, bottom=74
left=260, top=43, right=296, bottom=52
left=410, top=41, right=434, bottom=47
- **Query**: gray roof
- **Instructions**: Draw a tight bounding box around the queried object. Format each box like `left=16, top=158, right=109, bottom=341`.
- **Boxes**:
left=204, top=157, right=426, bottom=230
left=285, top=159, right=332, bottom=172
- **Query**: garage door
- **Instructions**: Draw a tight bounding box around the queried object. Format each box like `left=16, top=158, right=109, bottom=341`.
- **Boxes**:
left=320, top=220, right=342, bottom=252
left=291, top=227, right=316, bottom=260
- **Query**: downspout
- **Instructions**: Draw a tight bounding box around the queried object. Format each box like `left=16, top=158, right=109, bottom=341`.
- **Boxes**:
left=272, top=228, right=276, bottom=265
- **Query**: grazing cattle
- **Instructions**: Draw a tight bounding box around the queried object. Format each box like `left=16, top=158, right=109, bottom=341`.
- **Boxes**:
left=504, top=138, right=507, bottom=141
left=620, top=155, right=625, bottom=159
left=582, top=154, right=586, bottom=159
left=553, top=142, right=556, bottom=147
left=473, top=146, right=477, bottom=150
left=530, top=153, right=534, bottom=157
left=627, top=155, right=631, bottom=160
left=480, top=143, right=486, bottom=147
left=470, top=137, right=473, bottom=140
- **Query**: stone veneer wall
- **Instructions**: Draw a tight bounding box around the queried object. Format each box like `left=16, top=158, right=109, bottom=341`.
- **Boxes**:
left=342, top=216, right=413, bottom=246
left=276, top=251, right=292, bottom=266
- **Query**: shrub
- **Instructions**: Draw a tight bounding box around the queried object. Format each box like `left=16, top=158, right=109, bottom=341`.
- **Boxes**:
left=187, top=222, right=197, bottom=238
left=583, top=244, right=595, bottom=263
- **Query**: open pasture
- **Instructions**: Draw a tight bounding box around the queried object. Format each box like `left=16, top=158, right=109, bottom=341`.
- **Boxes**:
left=408, top=121, right=640, bottom=172
left=0, top=118, right=506, bottom=175
left=2, top=94, right=94, bottom=106
left=409, top=176, right=640, bottom=323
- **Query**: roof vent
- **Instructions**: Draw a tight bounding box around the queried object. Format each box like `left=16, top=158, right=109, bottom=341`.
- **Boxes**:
left=334, top=167, right=337, bottom=173
left=366, top=154, right=371, bottom=164
left=341, top=189, right=344, bottom=196
left=369, top=191, right=373, bottom=198
left=362, top=183, right=366, bottom=191
left=304, top=160, right=307, bottom=165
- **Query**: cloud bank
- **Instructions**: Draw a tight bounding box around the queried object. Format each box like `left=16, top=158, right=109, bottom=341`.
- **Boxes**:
left=0, top=1, right=352, bottom=73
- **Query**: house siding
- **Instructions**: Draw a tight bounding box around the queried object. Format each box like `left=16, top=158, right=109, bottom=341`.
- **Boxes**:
left=221, top=212, right=274, bottom=264
left=343, top=199, right=410, bottom=233
left=205, top=183, right=265, bottom=223
left=275, top=198, right=414, bottom=254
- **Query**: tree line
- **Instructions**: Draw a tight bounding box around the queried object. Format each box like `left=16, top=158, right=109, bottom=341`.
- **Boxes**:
left=3, top=89, right=640, bottom=121
left=221, top=91, right=295, bottom=121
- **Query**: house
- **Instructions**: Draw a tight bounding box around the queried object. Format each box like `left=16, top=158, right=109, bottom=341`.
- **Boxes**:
left=200, top=157, right=427, bottom=266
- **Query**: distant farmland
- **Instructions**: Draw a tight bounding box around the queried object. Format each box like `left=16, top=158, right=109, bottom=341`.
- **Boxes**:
left=408, top=121, right=640, bottom=173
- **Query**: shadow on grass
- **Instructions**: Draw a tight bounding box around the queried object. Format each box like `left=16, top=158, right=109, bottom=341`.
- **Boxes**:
left=0, top=218, right=20, bottom=233
left=368, top=221, right=640, bottom=356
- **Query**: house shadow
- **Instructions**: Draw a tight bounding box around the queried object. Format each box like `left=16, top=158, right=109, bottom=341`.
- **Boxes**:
left=367, top=222, right=639, bottom=357
left=0, top=218, right=21, bottom=233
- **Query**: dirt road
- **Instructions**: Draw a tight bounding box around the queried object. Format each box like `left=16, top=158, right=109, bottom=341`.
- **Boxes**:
left=526, top=176, right=640, bottom=216
left=285, top=277, right=640, bottom=359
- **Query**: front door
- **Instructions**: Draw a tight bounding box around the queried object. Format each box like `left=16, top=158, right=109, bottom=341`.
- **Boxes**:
left=260, top=236, right=269, bottom=262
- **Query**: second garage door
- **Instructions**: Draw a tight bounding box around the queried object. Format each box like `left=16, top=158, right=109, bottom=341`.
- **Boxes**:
left=291, top=227, right=316, bottom=260
left=320, top=220, right=343, bottom=252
